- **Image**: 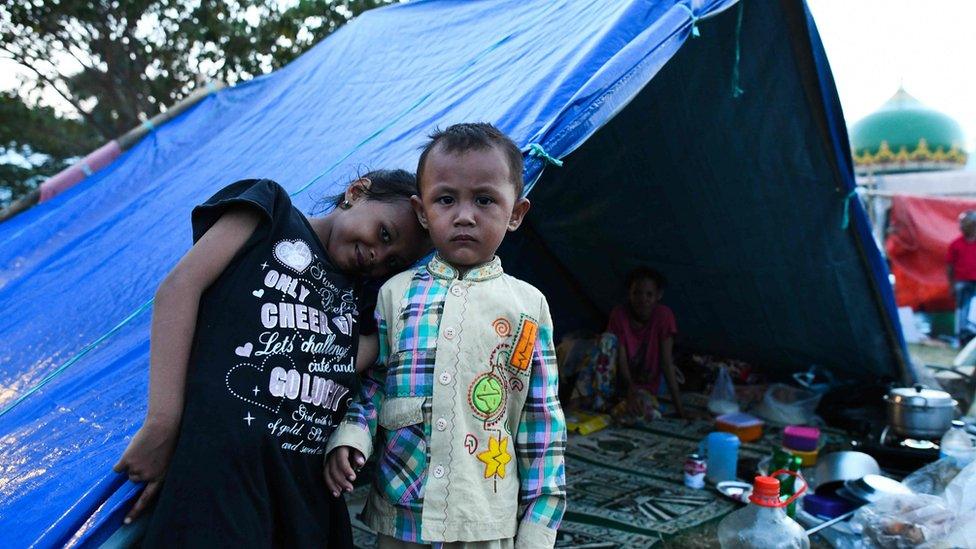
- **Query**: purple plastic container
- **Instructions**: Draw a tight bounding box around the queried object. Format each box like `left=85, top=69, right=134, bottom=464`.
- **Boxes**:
left=802, top=493, right=856, bottom=519
left=783, top=425, right=820, bottom=452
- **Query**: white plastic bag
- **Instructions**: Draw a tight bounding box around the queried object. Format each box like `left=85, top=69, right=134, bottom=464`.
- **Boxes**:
left=708, top=366, right=739, bottom=415
left=903, top=458, right=962, bottom=496
left=755, top=383, right=822, bottom=425
left=854, top=460, right=976, bottom=548
left=850, top=493, right=955, bottom=548
left=942, top=459, right=976, bottom=521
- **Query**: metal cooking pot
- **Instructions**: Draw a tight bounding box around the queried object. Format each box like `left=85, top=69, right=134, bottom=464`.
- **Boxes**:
left=884, top=384, right=958, bottom=439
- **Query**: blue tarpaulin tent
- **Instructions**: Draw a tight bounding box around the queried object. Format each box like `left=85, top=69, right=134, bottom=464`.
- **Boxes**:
left=0, top=0, right=909, bottom=545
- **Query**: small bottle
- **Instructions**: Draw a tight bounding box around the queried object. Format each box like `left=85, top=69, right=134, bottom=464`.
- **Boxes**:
left=769, top=447, right=791, bottom=474
left=780, top=455, right=803, bottom=519
left=717, top=475, right=809, bottom=549
left=940, top=420, right=976, bottom=469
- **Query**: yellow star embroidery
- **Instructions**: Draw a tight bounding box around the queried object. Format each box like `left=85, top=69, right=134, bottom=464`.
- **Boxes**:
left=477, top=435, right=512, bottom=479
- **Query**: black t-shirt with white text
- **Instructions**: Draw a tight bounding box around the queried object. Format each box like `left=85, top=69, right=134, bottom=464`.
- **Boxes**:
left=143, top=180, right=361, bottom=548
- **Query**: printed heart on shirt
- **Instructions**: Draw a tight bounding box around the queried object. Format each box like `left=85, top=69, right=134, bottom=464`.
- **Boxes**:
left=235, top=342, right=253, bottom=357
left=274, top=239, right=313, bottom=273
left=252, top=289, right=265, bottom=298
left=225, top=355, right=291, bottom=415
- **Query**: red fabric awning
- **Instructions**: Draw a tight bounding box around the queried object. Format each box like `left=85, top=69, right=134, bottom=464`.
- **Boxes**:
left=886, top=194, right=976, bottom=311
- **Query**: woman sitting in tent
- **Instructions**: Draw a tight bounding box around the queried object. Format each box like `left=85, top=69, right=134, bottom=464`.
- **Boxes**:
left=558, top=267, right=687, bottom=422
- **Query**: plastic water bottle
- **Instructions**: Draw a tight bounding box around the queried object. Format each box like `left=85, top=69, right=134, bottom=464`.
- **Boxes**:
left=718, top=473, right=809, bottom=548
left=940, top=420, right=976, bottom=468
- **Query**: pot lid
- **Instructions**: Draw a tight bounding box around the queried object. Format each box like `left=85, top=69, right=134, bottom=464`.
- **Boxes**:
left=889, top=384, right=956, bottom=407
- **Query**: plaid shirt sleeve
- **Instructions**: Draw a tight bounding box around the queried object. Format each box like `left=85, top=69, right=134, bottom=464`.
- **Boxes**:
left=325, top=309, right=390, bottom=459
left=515, top=296, right=567, bottom=548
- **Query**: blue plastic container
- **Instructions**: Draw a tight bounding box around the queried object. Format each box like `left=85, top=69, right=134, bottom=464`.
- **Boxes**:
left=701, top=431, right=741, bottom=484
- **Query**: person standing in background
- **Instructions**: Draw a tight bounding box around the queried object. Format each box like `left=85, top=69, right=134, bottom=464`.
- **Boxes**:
left=947, top=210, right=976, bottom=346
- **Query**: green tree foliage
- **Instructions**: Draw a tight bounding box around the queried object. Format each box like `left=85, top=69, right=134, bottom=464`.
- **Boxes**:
left=0, top=91, right=102, bottom=204
left=0, top=0, right=394, bottom=208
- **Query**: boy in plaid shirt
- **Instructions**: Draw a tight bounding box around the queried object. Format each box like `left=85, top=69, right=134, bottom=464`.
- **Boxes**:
left=325, top=123, right=567, bottom=548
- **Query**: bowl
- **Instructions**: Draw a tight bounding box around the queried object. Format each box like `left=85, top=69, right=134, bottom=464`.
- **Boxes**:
left=716, top=480, right=753, bottom=503
left=813, top=451, right=881, bottom=492
left=837, top=474, right=912, bottom=503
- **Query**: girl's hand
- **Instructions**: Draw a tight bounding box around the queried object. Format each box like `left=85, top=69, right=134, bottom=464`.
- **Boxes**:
left=113, top=418, right=180, bottom=523
left=355, top=333, right=379, bottom=373
left=324, top=446, right=365, bottom=497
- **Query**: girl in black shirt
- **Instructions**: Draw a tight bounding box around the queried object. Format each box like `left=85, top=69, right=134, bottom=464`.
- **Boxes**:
left=113, top=172, right=430, bottom=548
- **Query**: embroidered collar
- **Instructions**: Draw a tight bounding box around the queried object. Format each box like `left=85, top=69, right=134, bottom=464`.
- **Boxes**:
left=426, top=254, right=504, bottom=282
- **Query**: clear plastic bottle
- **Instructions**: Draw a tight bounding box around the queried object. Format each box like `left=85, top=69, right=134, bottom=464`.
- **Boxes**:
left=940, top=419, right=976, bottom=468
left=717, top=474, right=810, bottom=549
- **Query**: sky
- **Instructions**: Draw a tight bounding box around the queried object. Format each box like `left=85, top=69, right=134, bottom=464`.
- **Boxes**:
left=2, top=1, right=975, bottom=152
left=807, top=0, right=976, bottom=152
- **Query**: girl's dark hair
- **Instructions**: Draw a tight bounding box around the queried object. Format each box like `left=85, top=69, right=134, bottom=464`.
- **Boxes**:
left=625, top=266, right=667, bottom=291
left=315, top=169, right=418, bottom=213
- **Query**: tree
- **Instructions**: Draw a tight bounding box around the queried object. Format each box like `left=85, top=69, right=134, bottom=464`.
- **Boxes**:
left=0, top=91, right=102, bottom=205
left=0, top=0, right=395, bottom=208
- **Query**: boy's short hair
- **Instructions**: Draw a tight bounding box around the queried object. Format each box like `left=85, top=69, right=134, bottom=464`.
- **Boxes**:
left=960, top=210, right=976, bottom=225
left=417, top=122, right=524, bottom=196
left=625, top=266, right=667, bottom=291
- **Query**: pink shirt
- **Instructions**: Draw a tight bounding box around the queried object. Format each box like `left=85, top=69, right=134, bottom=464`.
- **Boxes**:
left=607, top=304, right=677, bottom=393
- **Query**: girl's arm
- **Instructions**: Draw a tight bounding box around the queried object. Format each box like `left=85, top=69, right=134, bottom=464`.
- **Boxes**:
left=113, top=208, right=261, bottom=522
left=617, top=346, right=633, bottom=391
left=616, top=345, right=643, bottom=414
left=660, top=337, right=687, bottom=418
left=356, top=333, right=378, bottom=373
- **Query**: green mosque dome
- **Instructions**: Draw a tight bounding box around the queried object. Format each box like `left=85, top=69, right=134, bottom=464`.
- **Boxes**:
left=850, top=88, right=967, bottom=174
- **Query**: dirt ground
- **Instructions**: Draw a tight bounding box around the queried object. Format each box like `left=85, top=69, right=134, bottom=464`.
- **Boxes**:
left=908, top=342, right=958, bottom=368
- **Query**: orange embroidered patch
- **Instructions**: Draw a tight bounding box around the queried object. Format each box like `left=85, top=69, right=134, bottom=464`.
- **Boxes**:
left=508, top=317, right=537, bottom=371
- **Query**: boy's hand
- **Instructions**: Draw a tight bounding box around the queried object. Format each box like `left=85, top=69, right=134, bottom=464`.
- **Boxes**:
left=324, top=446, right=365, bottom=497
left=112, top=418, right=179, bottom=523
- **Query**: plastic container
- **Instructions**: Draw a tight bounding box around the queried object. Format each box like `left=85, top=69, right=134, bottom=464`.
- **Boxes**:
left=717, top=471, right=810, bottom=548
left=566, top=412, right=611, bottom=435
left=801, top=493, right=856, bottom=520
left=700, top=432, right=741, bottom=484
left=783, top=425, right=820, bottom=451
left=577, top=413, right=610, bottom=435
left=716, top=412, right=764, bottom=442
left=938, top=420, right=976, bottom=468
left=783, top=445, right=818, bottom=466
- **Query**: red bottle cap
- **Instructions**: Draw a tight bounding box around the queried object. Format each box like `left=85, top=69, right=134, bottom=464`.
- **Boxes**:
left=749, top=475, right=781, bottom=506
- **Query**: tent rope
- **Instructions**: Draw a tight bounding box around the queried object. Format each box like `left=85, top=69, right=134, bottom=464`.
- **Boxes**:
left=527, top=143, right=564, bottom=167
left=676, top=3, right=701, bottom=37
left=731, top=1, right=745, bottom=98
left=841, top=189, right=858, bottom=230
left=0, top=24, right=524, bottom=420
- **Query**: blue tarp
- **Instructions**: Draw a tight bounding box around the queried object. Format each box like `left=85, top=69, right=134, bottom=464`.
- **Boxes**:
left=0, top=0, right=907, bottom=546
